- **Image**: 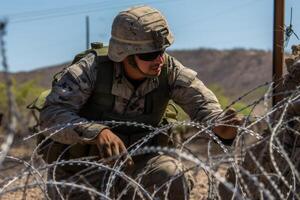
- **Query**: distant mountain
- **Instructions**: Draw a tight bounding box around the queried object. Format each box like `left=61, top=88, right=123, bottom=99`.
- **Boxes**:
left=168, top=48, right=273, bottom=100
left=0, top=62, right=70, bottom=88
left=0, top=48, right=273, bottom=101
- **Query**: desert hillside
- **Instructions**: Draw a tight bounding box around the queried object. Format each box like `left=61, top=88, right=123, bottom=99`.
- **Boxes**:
left=169, top=49, right=272, bottom=98
left=0, top=48, right=273, bottom=101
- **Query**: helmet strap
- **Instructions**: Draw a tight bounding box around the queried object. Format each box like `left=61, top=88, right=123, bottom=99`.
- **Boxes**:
left=128, top=55, right=139, bottom=68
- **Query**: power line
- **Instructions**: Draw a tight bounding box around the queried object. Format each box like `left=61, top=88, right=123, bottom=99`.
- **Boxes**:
left=3, top=0, right=182, bottom=24
left=2, top=0, right=112, bottom=18
left=10, top=4, right=119, bottom=23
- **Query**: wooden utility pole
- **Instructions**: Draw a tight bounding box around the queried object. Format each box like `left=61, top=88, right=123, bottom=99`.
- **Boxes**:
left=86, top=16, right=90, bottom=49
left=272, top=0, right=285, bottom=106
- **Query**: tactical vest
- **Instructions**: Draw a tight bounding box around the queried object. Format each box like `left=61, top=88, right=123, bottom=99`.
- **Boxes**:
left=79, top=57, right=170, bottom=131
left=33, top=44, right=173, bottom=166
left=74, top=44, right=171, bottom=132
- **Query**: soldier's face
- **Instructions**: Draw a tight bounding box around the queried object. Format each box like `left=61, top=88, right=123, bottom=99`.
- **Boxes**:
left=134, top=52, right=165, bottom=77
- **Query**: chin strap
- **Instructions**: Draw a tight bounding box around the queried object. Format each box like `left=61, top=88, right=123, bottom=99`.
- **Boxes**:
left=127, top=55, right=158, bottom=78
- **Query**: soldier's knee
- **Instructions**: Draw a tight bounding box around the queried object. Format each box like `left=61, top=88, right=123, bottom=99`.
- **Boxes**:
left=144, top=155, right=194, bottom=199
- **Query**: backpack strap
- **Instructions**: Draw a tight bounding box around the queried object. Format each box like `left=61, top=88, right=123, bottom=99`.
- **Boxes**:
left=71, top=43, right=108, bottom=64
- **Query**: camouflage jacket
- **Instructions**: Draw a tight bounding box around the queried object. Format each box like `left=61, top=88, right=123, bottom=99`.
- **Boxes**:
left=40, top=53, right=222, bottom=144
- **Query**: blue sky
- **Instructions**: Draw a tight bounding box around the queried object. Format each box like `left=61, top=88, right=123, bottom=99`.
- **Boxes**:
left=0, top=0, right=299, bottom=72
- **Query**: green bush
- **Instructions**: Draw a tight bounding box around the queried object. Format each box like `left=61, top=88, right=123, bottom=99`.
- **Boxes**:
left=208, top=84, right=252, bottom=115
left=167, top=83, right=252, bottom=122
left=0, top=78, right=46, bottom=113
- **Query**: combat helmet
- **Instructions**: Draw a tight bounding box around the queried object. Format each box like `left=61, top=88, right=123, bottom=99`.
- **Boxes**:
left=108, top=5, right=174, bottom=62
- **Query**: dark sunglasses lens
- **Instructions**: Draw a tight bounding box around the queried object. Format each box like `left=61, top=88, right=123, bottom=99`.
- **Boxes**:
left=137, top=51, right=164, bottom=61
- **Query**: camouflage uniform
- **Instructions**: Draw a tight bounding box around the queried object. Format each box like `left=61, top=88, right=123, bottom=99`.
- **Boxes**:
left=39, top=5, right=223, bottom=200
left=219, top=47, right=300, bottom=200
left=40, top=53, right=222, bottom=145
left=41, top=52, right=222, bottom=200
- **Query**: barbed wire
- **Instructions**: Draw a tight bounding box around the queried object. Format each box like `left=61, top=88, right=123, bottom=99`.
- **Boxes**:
left=0, top=19, right=18, bottom=168
left=1, top=20, right=300, bottom=199
left=1, top=83, right=300, bottom=199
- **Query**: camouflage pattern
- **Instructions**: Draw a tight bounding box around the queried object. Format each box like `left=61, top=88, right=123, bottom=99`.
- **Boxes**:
left=47, top=154, right=194, bottom=200
left=279, top=47, right=300, bottom=198
left=40, top=53, right=222, bottom=144
left=281, top=45, right=300, bottom=169
left=40, top=5, right=222, bottom=199
left=219, top=45, right=300, bottom=199
left=108, top=5, right=174, bottom=62
left=284, top=45, right=300, bottom=116
left=40, top=52, right=221, bottom=199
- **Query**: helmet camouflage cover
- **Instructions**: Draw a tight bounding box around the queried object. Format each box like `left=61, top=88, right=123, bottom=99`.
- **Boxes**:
left=108, top=5, right=174, bottom=62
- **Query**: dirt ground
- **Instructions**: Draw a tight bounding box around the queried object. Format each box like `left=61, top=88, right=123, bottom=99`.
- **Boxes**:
left=0, top=130, right=229, bottom=200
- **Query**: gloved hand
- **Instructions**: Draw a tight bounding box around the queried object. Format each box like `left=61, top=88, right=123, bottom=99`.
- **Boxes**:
left=213, top=108, right=244, bottom=140
left=96, top=129, right=133, bottom=166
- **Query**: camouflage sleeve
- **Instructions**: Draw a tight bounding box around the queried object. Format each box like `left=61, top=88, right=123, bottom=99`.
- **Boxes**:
left=40, top=53, right=108, bottom=144
left=168, top=56, right=223, bottom=122
left=284, top=59, right=300, bottom=115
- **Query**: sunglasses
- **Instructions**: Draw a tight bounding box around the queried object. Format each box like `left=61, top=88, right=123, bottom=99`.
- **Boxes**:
left=136, top=50, right=165, bottom=61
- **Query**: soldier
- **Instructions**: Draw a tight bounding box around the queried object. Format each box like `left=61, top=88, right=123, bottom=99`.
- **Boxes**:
left=39, top=5, right=241, bottom=200
left=218, top=46, right=300, bottom=200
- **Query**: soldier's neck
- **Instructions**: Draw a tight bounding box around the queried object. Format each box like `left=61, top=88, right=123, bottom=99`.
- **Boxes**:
left=122, top=59, right=146, bottom=81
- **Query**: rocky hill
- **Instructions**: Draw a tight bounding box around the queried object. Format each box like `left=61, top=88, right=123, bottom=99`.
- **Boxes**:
left=168, top=49, right=272, bottom=99
left=0, top=48, right=273, bottom=101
